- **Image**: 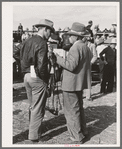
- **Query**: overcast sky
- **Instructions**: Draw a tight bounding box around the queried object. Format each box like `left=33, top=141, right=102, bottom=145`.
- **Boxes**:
left=13, top=2, right=119, bottom=31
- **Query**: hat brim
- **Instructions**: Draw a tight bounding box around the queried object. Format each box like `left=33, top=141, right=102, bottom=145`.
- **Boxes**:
left=96, top=41, right=104, bottom=45
left=103, top=38, right=112, bottom=44
left=65, top=30, right=90, bottom=37
left=34, top=24, right=55, bottom=33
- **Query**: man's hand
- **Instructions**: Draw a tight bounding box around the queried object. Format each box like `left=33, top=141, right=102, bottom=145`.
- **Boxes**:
left=48, top=50, right=53, bottom=57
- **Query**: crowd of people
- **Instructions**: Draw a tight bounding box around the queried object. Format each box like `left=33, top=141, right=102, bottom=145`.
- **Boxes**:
left=13, top=19, right=117, bottom=144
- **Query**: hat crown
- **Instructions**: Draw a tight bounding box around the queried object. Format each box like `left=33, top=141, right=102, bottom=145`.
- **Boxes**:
left=65, top=22, right=89, bottom=37
left=38, top=19, right=54, bottom=28
left=71, top=22, right=86, bottom=34
left=34, top=19, right=54, bottom=32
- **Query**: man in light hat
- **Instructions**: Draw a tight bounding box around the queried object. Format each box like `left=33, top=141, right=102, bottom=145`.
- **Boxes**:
left=96, top=38, right=108, bottom=82
left=99, top=38, right=116, bottom=93
left=109, top=33, right=116, bottom=38
left=86, top=20, right=94, bottom=42
left=110, top=22, right=117, bottom=34
left=54, top=22, right=91, bottom=143
left=19, top=19, right=54, bottom=143
left=18, top=23, right=23, bottom=35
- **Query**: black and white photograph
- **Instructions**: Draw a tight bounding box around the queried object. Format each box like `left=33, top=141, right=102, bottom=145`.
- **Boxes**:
left=2, top=1, right=120, bottom=147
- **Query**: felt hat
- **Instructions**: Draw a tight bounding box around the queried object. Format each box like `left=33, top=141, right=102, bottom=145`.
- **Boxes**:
left=34, top=19, right=55, bottom=32
left=65, top=22, right=90, bottom=37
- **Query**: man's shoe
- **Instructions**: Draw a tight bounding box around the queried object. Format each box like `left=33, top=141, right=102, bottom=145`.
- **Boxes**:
left=31, top=139, right=39, bottom=143
left=70, top=136, right=77, bottom=142
left=24, top=139, right=39, bottom=144
left=70, top=137, right=84, bottom=144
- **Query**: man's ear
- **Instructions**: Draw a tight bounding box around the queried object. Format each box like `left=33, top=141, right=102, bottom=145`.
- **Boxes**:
left=44, top=27, right=47, bottom=32
left=75, top=36, right=78, bottom=40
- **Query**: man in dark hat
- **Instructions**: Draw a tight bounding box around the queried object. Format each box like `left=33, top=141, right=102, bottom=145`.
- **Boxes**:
left=96, top=38, right=107, bottom=82
left=18, top=23, right=23, bottom=35
left=86, top=20, right=94, bottom=42
left=54, top=22, right=91, bottom=143
left=20, top=19, right=54, bottom=143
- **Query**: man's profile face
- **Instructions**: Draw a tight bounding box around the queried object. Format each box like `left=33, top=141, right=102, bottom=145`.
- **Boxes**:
left=44, top=28, right=51, bottom=40
left=70, top=35, right=78, bottom=44
left=110, top=43, right=116, bottom=49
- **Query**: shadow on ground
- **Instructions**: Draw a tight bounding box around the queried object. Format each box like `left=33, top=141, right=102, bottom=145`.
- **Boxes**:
left=13, top=104, right=116, bottom=144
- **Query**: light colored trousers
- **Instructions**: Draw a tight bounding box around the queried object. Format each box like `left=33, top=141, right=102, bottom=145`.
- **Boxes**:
left=85, top=89, right=91, bottom=99
left=24, top=73, right=47, bottom=140
left=63, top=91, right=88, bottom=141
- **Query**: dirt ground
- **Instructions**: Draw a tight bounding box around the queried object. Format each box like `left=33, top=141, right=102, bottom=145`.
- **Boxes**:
left=13, top=79, right=117, bottom=146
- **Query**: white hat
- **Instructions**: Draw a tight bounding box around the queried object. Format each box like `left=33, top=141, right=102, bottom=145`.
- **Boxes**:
left=111, top=38, right=117, bottom=44
left=112, top=22, right=117, bottom=25
left=109, top=33, right=116, bottom=37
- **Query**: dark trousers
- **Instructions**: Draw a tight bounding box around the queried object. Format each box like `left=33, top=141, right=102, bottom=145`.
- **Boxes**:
left=24, top=73, right=47, bottom=140
left=63, top=91, right=87, bottom=141
left=99, top=58, right=105, bottom=81
left=100, top=64, right=114, bottom=93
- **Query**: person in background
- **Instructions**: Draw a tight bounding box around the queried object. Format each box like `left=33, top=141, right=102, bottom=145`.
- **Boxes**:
left=101, top=33, right=109, bottom=41
left=92, top=24, right=100, bottom=36
left=96, top=38, right=107, bottom=82
left=94, top=33, right=102, bottom=46
left=99, top=38, right=116, bottom=93
left=86, top=20, right=93, bottom=37
left=110, top=22, right=117, bottom=34
left=20, top=19, right=55, bottom=143
left=54, top=22, right=90, bottom=144
left=108, top=33, right=116, bottom=39
left=21, top=31, right=30, bottom=42
left=86, top=20, right=94, bottom=43
left=48, top=31, right=61, bottom=48
left=61, top=27, right=71, bottom=51
left=18, top=23, right=23, bottom=35
left=85, top=37, right=98, bottom=101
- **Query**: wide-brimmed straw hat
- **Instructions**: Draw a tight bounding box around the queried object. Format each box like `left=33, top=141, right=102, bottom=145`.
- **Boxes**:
left=65, top=22, right=90, bottom=37
left=112, top=22, right=117, bottom=26
left=34, top=19, right=55, bottom=32
left=110, top=38, right=117, bottom=44
left=109, top=33, right=116, bottom=37
left=104, top=38, right=117, bottom=44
